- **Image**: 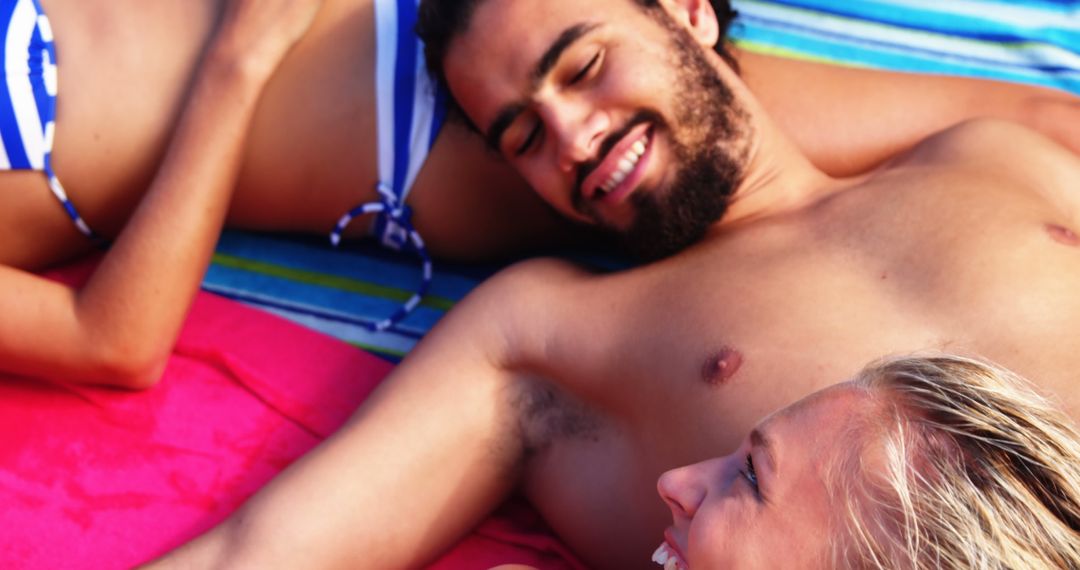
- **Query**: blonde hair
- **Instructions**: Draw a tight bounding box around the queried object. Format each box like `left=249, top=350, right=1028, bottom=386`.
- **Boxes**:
left=831, top=355, right=1080, bottom=569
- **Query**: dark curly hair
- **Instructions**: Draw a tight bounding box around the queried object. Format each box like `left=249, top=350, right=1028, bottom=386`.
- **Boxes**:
left=416, top=0, right=740, bottom=90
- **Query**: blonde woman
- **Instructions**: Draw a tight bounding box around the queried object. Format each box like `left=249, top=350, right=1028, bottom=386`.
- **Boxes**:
left=657, top=355, right=1080, bottom=569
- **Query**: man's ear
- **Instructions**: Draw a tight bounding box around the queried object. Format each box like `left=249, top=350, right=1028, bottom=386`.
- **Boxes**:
left=657, top=0, right=720, bottom=48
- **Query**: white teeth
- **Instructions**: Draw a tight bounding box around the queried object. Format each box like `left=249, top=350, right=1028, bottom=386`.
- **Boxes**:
left=597, top=134, right=648, bottom=196
left=652, top=543, right=684, bottom=570
left=652, top=544, right=670, bottom=566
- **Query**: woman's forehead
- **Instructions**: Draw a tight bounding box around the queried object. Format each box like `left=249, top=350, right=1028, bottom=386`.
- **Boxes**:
left=764, top=383, right=878, bottom=454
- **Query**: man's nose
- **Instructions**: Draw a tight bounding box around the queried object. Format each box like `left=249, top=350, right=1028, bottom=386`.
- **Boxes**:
left=543, top=99, right=609, bottom=173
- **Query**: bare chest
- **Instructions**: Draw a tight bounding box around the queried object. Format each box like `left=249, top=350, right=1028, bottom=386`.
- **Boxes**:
left=528, top=179, right=1080, bottom=568
left=595, top=173, right=1080, bottom=440
left=523, top=161, right=1080, bottom=569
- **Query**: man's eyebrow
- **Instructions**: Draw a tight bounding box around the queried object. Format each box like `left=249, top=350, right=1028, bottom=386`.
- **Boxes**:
left=484, top=22, right=601, bottom=150
left=532, top=22, right=600, bottom=85
left=750, top=427, right=778, bottom=478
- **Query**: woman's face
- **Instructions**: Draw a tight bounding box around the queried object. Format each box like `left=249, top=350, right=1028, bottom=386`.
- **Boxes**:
left=655, top=383, right=874, bottom=569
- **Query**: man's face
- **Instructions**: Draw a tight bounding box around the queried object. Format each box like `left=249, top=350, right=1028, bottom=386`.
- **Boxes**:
left=444, top=0, right=749, bottom=259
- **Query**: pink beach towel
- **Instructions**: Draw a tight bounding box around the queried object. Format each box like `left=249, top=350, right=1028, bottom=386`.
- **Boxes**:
left=0, top=259, right=583, bottom=569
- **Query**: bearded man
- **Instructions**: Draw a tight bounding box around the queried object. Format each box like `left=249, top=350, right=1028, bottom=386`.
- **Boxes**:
left=148, top=0, right=1080, bottom=568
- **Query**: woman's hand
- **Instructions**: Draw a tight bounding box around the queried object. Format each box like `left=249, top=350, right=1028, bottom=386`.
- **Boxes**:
left=210, top=0, right=326, bottom=80
left=0, top=0, right=329, bottom=388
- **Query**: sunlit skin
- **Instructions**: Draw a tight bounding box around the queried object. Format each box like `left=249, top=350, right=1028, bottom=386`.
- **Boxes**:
left=8, top=0, right=563, bottom=270
left=145, top=1, right=1080, bottom=569
left=445, top=0, right=738, bottom=231
left=4, top=0, right=1078, bottom=389
left=7, top=0, right=1077, bottom=268
left=657, top=384, right=872, bottom=569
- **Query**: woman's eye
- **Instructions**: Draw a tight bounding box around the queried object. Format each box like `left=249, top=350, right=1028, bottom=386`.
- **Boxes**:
left=742, top=454, right=760, bottom=495
left=569, top=51, right=602, bottom=85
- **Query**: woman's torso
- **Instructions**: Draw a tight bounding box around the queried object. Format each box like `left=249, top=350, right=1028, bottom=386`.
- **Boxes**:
left=4, top=0, right=567, bottom=269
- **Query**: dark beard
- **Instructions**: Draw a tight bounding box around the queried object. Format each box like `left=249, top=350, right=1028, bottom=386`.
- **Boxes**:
left=621, top=148, right=740, bottom=261
left=619, top=13, right=748, bottom=261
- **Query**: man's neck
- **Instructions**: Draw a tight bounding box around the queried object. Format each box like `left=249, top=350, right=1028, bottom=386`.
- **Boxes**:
left=709, top=67, right=838, bottom=230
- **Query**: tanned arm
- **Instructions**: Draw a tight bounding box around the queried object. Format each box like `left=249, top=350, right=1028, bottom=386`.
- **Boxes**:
left=0, top=0, right=323, bottom=389
left=738, top=51, right=1080, bottom=176
left=143, top=261, right=570, bottom=568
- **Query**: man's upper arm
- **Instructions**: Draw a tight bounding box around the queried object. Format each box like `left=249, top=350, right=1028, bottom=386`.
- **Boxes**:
left=929, top=119, right=1080, bottom=224
left=147, top=257, right=587, bottom=569
left=1023, top=92, right=1080, bottom=157
left=740, top=51, right=1080, bottom=175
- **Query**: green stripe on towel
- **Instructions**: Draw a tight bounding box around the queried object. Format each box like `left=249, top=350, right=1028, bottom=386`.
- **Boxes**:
left=212, top=252, right=457, bottom=312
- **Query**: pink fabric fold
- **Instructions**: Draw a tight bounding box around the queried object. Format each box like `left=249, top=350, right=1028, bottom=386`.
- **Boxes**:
left=0, top=260, right=583, bottom=569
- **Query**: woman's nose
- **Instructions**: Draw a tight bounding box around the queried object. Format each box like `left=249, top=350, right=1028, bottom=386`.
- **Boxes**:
left=657, top=462, right=708, bottom=520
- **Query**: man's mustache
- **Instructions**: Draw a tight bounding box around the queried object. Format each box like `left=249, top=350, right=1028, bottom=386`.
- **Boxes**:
left=572, top=110, right=665, bottom=216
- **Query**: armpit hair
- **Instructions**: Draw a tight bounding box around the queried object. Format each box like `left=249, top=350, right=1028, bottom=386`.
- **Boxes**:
left=509, top=375, right=603, bottom=459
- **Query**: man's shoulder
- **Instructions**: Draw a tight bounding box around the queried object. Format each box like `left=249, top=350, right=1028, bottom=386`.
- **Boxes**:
left=909, top=118, right=1074, bottom=168
left=406, top=258, right=596, bottom=379
left=474, top=257, right=598, bottom=302
left=465, top=256, right=647, bottom=370
left=899, top=118, right=1080, bottom=220
left=451, top=257, right=599, bottom=341
left=495, top=256, right=598, bottom=281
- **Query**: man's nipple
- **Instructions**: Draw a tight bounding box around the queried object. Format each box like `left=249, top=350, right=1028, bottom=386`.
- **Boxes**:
left=1046, top=223, right=1080, bottom=247
left=701, top=346, right=744, bottom=386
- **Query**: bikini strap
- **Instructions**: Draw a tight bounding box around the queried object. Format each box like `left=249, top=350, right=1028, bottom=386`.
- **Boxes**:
left=46, top=163, right=107, bottom=247
left=328, top=0, right=446, bottom=332
left=21, top=2, right=107, bottom=247
left=329, top=194, right=433, bottom=332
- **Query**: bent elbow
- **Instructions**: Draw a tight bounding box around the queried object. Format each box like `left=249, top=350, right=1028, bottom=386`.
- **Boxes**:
left=115, top=357, right=168, bottom=391
left=89, top=340, right=170, bottom=390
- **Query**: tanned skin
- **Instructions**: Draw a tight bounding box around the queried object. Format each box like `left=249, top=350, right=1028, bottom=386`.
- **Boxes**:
left=2, top=0, right=1078, bottom=387
left=146, top=0, right=1080, bottom=568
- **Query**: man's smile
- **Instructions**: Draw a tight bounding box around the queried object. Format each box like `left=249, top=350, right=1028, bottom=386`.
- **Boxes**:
left=580, top=122, right=654, bottom=207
